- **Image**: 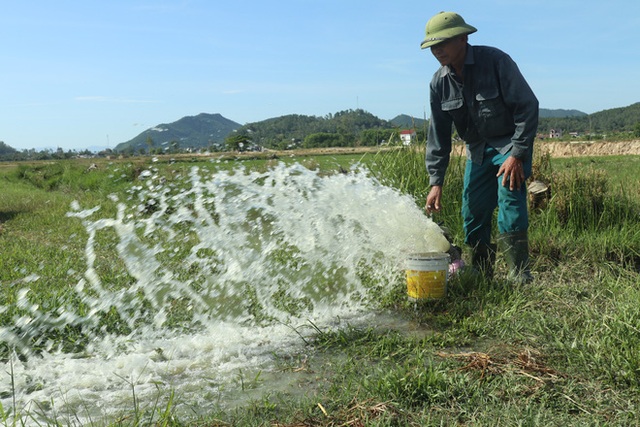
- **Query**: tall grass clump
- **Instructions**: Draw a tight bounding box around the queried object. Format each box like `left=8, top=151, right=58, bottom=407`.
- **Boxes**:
left=531, top=149, right=639, bottom=230
left=369, top=144, right=639, bottom=269
left=5, top=159, right=177, bottom=195
left=369, top=143, right=466, bottom=239
left=529, top=148, right=640, bottom=269
left=10, top=162, right=102, bottom=191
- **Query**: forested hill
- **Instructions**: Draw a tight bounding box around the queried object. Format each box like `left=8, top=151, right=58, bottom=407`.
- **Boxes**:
left=538, top=103, right=640, bottom=134
left=239, top=106, right=640, bottom=149
left=115, top=113, right=241, bottom=153
left=539, top=108, right=586, bottom=118
left=237, top=109, right=395, bottom=149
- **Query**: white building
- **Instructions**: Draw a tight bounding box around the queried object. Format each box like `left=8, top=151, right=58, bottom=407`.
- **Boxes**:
left=400, top=129, right=417, bottom=145
left=549, top=128, right=563, bottom=138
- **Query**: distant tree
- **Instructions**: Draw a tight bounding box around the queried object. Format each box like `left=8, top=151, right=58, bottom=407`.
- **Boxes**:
left=634, top=122, right=640, bottom=137
left=52, top=147, right=65, bottom=159
left=224, top=133, right=250, bottom=152
left=146, top=136, right=154, bottom=154
left=359, top=129, right=397, bottom=146
left=169, top=140, right=180, bottom=153
left=303, top=132, right=341, bottom=148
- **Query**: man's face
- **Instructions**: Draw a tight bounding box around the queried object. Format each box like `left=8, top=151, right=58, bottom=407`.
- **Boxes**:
left=430, top=35, right=467, bottom=68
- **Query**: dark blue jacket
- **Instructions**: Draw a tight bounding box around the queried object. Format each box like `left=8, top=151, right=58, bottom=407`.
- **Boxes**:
left=426, top=44, right=539, bottom=186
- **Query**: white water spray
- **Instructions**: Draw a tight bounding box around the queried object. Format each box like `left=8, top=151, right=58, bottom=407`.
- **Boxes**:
left=0, top=162, right=447, bottom=424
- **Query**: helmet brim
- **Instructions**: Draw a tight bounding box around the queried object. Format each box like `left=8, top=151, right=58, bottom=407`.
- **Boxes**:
left=420, top=26, right=477, bottom=49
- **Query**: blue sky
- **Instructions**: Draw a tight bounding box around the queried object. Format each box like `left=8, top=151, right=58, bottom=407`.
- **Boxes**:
left=2, top=0, right=639, bottom=150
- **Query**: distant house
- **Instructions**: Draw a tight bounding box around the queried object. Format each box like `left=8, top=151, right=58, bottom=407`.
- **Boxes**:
left=549, top=128, right=563, bottom=138
left=400, top=129, right=417, bottom=145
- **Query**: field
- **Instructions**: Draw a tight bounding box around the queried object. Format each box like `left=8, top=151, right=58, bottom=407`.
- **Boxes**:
left=1, top=146, right=639, bottom=426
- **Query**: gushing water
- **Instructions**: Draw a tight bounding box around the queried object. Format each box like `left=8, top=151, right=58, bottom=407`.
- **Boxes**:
left=0, top=162, right=447, bottom=424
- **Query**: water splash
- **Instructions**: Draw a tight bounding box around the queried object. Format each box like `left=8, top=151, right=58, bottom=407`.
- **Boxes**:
left=0, top=162, right=447, bottom=424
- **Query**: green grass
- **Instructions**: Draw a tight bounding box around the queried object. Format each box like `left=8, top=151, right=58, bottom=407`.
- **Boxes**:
left=552, top=155, right=640, bottom=195
left=1, top=150, right=640, bottom=426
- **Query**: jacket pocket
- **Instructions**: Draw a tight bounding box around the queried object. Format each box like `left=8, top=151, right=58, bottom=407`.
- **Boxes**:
left=441, top=97, right=466, bottom=126
left=475, top=90, right=505, bottom=119
left=475, top=90, right=512, bottom=136
left=441, top=98, right=464, bottom=112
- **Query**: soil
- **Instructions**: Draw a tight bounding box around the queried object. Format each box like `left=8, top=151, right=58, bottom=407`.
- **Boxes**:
left=239, top=140, right=640, bottom=158
left=280, top=140, right=640, bottom=159
left=447, top=139, right=640, bottom=158
left=536, top=140, right=640, bottom=157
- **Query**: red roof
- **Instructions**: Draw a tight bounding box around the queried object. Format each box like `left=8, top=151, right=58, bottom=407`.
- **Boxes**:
left=400, top=130, right=416, bottom=134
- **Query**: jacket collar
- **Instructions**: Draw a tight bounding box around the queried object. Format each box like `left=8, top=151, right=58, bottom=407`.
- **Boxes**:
left=437, top=44, right=474, bottom=78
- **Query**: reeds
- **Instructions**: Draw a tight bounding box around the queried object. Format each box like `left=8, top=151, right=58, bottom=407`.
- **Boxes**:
left=368, top=144, right=640, bottom=269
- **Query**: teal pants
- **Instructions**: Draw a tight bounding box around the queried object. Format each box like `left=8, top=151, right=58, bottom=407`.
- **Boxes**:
left=462, top=146, right=531, bottom=247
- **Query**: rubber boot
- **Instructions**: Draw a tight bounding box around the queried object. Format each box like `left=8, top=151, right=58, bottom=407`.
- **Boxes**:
left=498, top=231, right=533, bottom=284
left=471, top=242, right=496, bottom=280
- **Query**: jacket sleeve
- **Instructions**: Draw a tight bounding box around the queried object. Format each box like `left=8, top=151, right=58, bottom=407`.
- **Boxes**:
left=426, top=83, right=453, bottom=186
left=497, top=54, right=539, bottom=160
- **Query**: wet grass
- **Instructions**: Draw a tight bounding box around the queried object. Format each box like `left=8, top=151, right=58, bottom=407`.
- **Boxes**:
left=1, top=150, right=640, bottom=426
left=197, top=262, right=640, bottom=425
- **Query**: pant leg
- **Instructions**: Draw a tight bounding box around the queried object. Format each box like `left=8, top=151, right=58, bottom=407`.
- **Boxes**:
left=462, top=148, right=499, bottom=247
left=494, top=149, right=532, bottom=234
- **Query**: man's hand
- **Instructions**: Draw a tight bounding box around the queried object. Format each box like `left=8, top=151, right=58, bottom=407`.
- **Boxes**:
left=497, top=156, right=526, bottom=191
left=425, top=185, right=443, bottom=214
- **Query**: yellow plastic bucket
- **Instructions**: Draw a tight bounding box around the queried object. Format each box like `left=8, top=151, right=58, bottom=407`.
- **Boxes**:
left=405, top=252, right=450, bottom=300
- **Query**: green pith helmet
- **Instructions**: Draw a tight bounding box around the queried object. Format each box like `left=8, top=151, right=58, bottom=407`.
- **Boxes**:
left=420, top=11, right=477, bottom=49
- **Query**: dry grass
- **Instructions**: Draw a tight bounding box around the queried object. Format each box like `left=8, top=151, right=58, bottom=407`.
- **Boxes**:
left=271, top=398, right=411, bottom=427
left=437, top=348, right=565, bottom=382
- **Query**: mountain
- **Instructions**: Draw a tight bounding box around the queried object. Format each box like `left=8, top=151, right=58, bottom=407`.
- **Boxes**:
left=115, top=113, right=241, bottom=153
left=538, top=102, right=640, bottom=134
left=390, top=114, right=428, bottom=129
left=539, top=108, right=587, bottom=118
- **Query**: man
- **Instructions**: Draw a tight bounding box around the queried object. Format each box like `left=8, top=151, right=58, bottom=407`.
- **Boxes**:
left=421, top=11, right=539, bottom=283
